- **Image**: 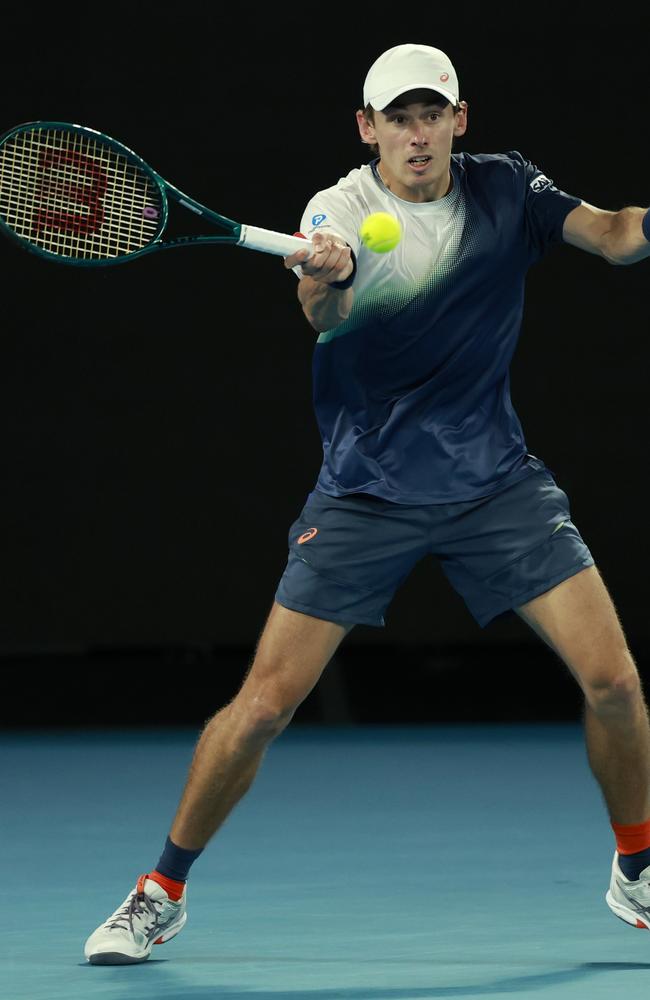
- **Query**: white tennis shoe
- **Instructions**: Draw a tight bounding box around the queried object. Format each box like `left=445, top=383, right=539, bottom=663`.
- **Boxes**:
left=606, top=852, right=650, bottom=930
left=84, top=874, right=187, bottom=964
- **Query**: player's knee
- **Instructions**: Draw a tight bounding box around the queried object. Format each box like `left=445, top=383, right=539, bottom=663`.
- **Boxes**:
left=583, top=655, right=641, bottom=712
left=241, top=690, right=297, bottom=740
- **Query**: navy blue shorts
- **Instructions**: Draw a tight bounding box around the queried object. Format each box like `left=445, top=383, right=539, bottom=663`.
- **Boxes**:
left=274, top=461, right=595, bottom=629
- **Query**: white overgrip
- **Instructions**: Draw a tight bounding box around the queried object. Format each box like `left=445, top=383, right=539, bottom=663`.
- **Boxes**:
left=237, top=225, right=313, bottom=257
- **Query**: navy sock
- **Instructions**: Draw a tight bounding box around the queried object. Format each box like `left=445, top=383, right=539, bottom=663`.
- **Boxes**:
left=155, top=835, right=204, bottom=882
left=618, top=846, right=650, bottom=881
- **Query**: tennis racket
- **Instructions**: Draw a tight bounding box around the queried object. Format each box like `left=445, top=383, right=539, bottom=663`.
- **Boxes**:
left=0, top=121, right=314, bottom=267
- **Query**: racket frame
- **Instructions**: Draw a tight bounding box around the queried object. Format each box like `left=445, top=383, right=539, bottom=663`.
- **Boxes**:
left=0, top=121, right=246, bottom=266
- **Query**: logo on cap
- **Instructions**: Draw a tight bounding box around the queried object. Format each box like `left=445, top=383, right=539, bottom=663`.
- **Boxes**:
left=311, top=214, right=327, bottom=226
left=298, top=528, right=318, bottom=544
left=440, top=73, right=449, bottom=82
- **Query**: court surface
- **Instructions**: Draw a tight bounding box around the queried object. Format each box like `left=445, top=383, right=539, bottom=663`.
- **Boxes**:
left=3, top=723, right=650, bottom=999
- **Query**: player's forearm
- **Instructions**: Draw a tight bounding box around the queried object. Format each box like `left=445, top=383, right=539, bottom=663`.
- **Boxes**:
left=298, top=277, right=354, bottom=333
left=603, top=207, right=650, bottom=265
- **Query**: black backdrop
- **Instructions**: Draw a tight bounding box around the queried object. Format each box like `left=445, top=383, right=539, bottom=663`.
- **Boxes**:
left=1, top=6, right=648, bottom=723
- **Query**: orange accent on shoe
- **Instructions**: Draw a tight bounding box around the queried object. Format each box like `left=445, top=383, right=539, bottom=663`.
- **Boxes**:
left=636, top=919, right=649, bottom=929
left=136, top=874, right=147, bottom=896
left=148, top=869, right=185, bottom=901
left=154, top=936, right=165, bottom=944
left=298, top=528, right=318, bottom=544
left=612, top=818, right=650, bottom=855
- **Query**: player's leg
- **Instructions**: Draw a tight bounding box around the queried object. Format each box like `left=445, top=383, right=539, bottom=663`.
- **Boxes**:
left=434, top=464, right=647, bottom=823
left=84, top=487, right=428, bottom=965
left=84, top=601, right=353, bottom=965
left=515, top=564, right=650, bottom=826
left=169, top=600, right=354, bottom=849
left=515, top=565, right=650, bottom=929
left=434, top=464, right=650, bottom=927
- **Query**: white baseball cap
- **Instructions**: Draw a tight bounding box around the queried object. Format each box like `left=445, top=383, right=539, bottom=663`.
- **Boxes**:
left=363, top=43, right=459, bottom=111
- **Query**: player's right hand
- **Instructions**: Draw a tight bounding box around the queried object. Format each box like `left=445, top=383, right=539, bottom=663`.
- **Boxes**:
left=284, top=231, right=354, bottom=285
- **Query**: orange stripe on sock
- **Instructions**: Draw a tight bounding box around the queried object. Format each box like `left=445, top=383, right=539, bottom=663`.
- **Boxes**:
left=148, top=869, right=185, bottom=901
left=612, top=817, right=650, bottom=855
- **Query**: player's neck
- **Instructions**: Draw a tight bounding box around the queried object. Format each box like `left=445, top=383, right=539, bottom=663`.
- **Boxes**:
left=377, top=161, right=452, bottom=204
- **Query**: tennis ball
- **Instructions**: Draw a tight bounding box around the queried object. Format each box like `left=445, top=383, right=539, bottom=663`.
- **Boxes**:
left=359, top=212, right=402, bottom=254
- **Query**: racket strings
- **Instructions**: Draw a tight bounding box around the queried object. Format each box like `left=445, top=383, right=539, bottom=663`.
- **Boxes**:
left=0, top=128, right=163, bottom=259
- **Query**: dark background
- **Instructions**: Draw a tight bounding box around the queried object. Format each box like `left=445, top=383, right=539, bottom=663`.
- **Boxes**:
left=1, top=5, right=648, bottom=726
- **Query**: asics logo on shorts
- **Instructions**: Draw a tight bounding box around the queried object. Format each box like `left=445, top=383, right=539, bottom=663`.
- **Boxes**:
left=298, top=528, right=318, bottom=544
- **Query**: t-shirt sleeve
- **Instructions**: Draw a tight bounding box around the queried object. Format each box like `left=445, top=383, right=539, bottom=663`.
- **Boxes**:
left=291, top=187, right=364, bottom=279
left=300, top=191, right=362, bottom=250
left=508, top=150, right=582, bottom=257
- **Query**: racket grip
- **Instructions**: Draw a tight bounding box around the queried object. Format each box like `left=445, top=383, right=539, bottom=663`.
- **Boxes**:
left=238, top=225, right=313, bottom=258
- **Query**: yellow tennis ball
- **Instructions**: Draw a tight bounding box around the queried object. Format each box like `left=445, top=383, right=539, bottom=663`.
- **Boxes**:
left=359, top=212, right=402, bottom=254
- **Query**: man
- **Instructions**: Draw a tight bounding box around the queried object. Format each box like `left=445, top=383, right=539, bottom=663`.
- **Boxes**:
left=84, top=43, right=650, bottom=964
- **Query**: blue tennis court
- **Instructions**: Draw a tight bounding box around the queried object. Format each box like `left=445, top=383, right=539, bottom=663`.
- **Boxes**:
left=3, top=724, right=649, bottom=999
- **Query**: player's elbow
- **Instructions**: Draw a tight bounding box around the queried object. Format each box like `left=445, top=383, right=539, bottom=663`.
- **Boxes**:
left=602, top=249, right=639, bottom=267
left=602, top=252, right=628, bottom=267
left=296, top=280, right=322, bottom=331
left=297, top=277, right=353, bottom=332
left=300, top=302, right=326, bottom=333
left=601, top=207, right=648, bottom=266
left=600, top=242, right=632, bottom=266
left=308, top=315, right=333, bottom=334
left=301, top=299, right=337, bottom=333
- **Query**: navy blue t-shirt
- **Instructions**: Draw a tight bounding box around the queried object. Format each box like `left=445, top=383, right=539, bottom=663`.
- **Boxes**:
left=298, top=151, right=582, bottom=504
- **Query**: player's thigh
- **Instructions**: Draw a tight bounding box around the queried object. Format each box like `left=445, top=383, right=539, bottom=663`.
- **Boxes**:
left=515, top=564, right=638, bottom=694
left=238, top=600, right=354, bottom=713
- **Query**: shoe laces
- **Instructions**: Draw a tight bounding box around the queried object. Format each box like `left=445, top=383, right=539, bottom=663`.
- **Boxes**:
left=106, top=875, right=162, bottom=935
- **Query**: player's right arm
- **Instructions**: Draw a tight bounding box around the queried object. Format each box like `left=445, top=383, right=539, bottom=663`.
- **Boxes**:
left=284, top=232, right=355, bottom=333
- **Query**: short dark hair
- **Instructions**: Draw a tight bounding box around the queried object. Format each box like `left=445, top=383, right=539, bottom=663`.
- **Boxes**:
left=360, top=93, right=461, bottom=157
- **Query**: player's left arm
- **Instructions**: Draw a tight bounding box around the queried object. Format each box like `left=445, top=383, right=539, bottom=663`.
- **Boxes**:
left=563, top=203, right=650, bottom=265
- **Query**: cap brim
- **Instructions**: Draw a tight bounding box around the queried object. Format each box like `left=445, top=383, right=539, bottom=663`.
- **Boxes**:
left=368, top=83, right=457, bottom=111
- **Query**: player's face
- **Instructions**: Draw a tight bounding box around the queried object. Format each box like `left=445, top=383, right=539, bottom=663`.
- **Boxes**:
left=357, top=94, right=468, bottom=203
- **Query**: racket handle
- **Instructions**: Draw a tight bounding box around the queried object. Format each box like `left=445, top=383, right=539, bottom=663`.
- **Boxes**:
left=238, top=224, right=313, bottom=258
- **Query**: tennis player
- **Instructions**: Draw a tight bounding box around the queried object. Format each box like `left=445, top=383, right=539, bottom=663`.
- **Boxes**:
left=84, top=43, right=650, bottom=964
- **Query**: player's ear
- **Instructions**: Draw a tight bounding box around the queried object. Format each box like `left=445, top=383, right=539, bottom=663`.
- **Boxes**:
left=356, top=109, right=376, bottom=145
left=453, top=101, right=468, bottom=137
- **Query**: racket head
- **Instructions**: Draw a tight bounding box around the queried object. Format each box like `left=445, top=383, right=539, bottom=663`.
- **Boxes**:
left=0, top=121, right=168, bottom=266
